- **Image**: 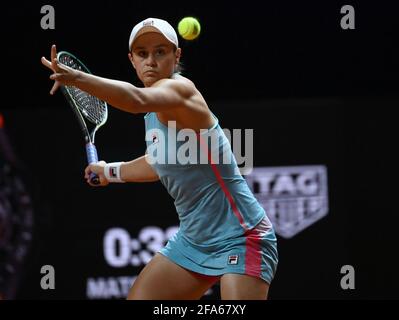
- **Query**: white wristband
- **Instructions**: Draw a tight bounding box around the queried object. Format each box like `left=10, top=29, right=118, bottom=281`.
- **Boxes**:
left=104, top=162, right=125, bottom=183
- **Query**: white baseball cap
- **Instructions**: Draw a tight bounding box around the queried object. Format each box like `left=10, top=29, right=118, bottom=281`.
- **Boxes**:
left=129, top=18, right=179, bottom=50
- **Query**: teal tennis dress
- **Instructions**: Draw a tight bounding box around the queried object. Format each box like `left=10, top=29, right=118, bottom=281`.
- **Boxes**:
left=144, top=112, right=278, bottom=284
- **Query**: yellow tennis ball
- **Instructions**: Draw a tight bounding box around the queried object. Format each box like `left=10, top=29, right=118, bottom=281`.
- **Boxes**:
left=178, top=17, right=201, bottom=40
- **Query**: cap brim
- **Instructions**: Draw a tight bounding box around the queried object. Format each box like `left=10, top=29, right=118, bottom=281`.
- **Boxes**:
left=131, top=26, right=165, bottom=48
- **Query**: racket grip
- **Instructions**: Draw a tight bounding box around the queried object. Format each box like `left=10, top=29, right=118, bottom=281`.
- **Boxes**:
left=86, top=143, right=100, bottom=185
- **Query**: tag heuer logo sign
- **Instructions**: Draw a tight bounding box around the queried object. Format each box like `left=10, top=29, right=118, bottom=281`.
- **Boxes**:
left=246, top=166, right=329, bottom=239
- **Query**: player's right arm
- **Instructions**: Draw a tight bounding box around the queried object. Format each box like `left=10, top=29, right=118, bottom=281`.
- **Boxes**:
left=85, top=154, right=159, bottom=186
left=120, top=155, right=159, bottom=183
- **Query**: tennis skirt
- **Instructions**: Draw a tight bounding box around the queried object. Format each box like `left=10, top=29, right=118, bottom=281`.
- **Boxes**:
left=159, top=217, right=278, bottom=284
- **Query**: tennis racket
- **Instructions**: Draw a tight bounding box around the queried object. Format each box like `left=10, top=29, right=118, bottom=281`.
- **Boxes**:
left=57, top=51, right=108, bottom=185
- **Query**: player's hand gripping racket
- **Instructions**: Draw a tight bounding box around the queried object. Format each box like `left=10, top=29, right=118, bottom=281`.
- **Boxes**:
left=57, top=51, right=108, bottom=185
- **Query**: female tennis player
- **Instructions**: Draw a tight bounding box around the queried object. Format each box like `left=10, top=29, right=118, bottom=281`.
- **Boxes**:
left=42, top=17, right=278, bottom=300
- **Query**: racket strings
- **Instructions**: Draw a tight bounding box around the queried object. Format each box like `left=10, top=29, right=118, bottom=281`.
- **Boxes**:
left=67, top=87, right=107, bottom=125
left=58, top=54, right=107, bottom=125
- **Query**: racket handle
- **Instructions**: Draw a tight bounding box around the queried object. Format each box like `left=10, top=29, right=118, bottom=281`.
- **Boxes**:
left=86, top=143, right=100, bottom=185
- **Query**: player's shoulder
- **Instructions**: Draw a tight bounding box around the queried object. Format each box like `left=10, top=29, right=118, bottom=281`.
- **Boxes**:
left=154, top=74, right=194, bottom=87
left=154, top=74, right=197, bottom=96
left=172, top=74, right=195, bottom=86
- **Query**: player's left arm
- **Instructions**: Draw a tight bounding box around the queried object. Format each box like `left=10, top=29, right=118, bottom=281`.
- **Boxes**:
left=42, top=45, right=195, bottom=114
left=70, top=75, right=195, bottom=114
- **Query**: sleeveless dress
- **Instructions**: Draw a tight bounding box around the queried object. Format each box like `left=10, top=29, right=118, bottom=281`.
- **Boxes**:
left=144, top=112, right=278, bottom=283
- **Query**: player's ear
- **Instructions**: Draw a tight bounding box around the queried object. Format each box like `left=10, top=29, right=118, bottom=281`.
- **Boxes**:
left=175, top=48, right=182, bottom=64
left=128, top=52, right=136, bottom=69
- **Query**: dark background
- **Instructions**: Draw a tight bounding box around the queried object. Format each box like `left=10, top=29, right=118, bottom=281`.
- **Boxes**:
left=1, top=0, right=398, bottom=299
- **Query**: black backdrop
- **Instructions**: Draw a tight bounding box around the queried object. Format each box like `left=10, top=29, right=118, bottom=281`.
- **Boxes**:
left=1, top=0, right=398, bottom=299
